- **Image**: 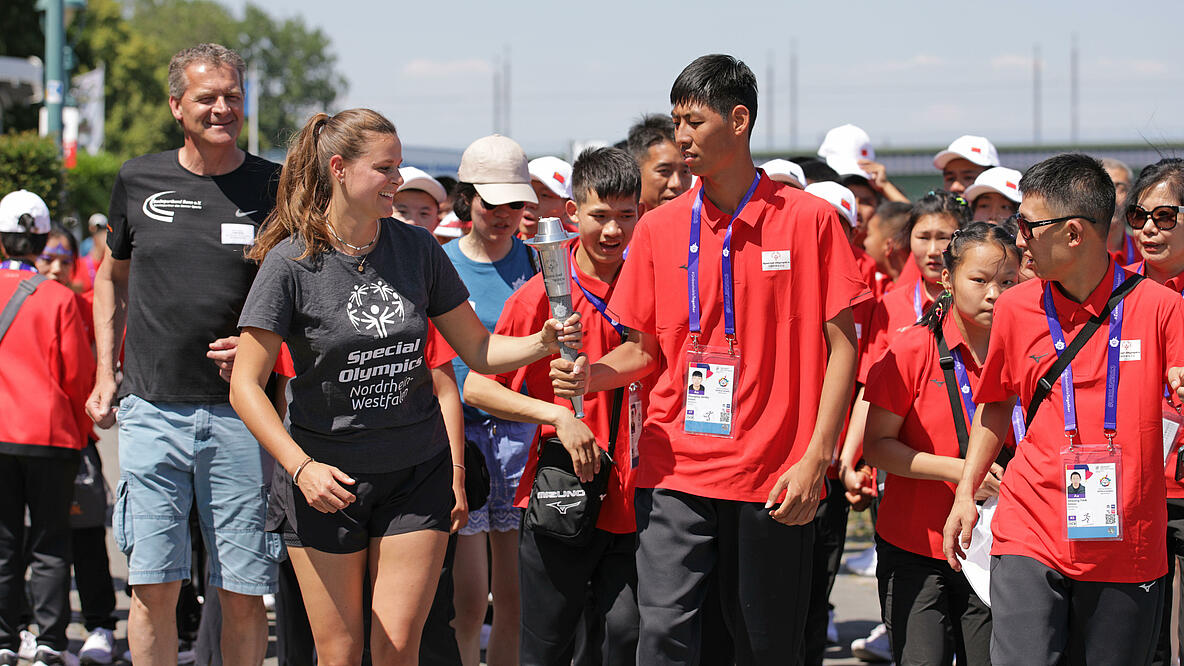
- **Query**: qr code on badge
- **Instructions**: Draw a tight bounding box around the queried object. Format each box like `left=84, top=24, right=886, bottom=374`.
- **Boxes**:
left=1106, top=514, right=1117, bottom=524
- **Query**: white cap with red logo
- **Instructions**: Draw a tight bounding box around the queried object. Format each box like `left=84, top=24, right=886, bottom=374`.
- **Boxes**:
left=964, top=167, right=1023, bottom=205
left=805, top=181, right=858, bottom=228
left=528, top=156, right=573, bottom=199
left=933, top=135, right=1000, bottom=169
left=397, top=166, right=448, bottom=204
left=434, top=211, right=464, bottom=239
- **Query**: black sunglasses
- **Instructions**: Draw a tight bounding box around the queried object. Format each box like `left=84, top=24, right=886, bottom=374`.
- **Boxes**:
left=1007, top=213, right=1096, bottom=240
left=1126, top=204, right=1183, bottom=231
left=479, top=197, right=525, bottom=210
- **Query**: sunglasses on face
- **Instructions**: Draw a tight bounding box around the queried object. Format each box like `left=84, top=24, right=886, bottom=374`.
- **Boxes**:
left=1008, top=213, right=1097, bottom=240
left=1126, top=204, right=1183, bottom=231
left=479, top=197, right=525, bottom=211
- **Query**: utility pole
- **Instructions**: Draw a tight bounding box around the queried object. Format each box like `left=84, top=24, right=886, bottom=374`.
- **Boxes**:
left=503, top=44, right=511, bottom=137
left=492, top=53, right=501, bottom=133
left=1033, top=44, right=1041, bottom=145
left=247, top=63, right=259, bottom=155
left=766, top=50, right=774, bottom=152
left=789, top=39, right=798, bottom=151
left=44, top=0, right=65, bottom=151
left=1069, top=33, right=1079, bottom=145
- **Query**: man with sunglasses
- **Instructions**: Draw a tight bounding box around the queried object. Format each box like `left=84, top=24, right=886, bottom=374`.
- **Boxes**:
left=943, top=153, right=1184, bottom=665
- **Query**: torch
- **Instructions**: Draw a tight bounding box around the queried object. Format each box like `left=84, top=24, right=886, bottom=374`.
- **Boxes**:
left=524, top=217, right=584, bottom=418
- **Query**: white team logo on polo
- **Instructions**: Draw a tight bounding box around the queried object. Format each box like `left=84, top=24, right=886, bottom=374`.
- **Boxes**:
left=346, top=279, right=406, bottom=338
left=142, top=190, right=203, bottom=222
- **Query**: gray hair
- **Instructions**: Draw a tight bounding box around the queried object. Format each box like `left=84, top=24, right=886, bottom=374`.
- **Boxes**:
left=168, top=43, right=245, bottom=99
left=1100, top=157, right=1133, bottom=183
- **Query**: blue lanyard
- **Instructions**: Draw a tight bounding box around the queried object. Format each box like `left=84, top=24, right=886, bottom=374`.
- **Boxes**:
left=951, top=347, right=1027, bottom=444
left=1125, top=235, right=1136, bottom=265
left=570, top=248, right=626, bottom=338
left=688, top=173, right=761, bottom=350
left=1043, top=268, right=1126, bottom=445
left=0, top=259, right=36, bottom=273
left=913, top=281, right=924, bottom=320
left=1136, top=261, right=1183, bottom=401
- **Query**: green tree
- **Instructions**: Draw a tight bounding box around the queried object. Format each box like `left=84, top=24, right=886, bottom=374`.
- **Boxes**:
left=0, top=132, right=64, bottom=218
left=233, top=4, right=346, bottom=150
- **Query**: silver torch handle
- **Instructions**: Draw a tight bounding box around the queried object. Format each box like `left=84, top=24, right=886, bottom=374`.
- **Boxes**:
left=532, top=229, right=585, bottom=419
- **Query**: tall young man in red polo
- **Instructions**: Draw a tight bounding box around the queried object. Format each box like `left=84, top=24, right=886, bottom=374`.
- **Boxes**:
left=552, top=54, right=868, bottom=664
left=943, top=153, right=1184, bottom=665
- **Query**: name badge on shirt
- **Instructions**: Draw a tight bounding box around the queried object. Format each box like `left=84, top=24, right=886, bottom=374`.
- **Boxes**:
left=628, top=382, right=644, bottom=469
left=221, top=223, right=256, bottom=245
left=1119, top=339, right=1141, bottom=361
left=1062, top=444, right=1122, bottom=541
left=683, top=347, right=739, bottom=438
left=761, top=250, right=791, bottom=271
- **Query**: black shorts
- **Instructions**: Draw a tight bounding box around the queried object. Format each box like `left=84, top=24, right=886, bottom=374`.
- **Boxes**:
left=267, top=450, right=451, bottom=554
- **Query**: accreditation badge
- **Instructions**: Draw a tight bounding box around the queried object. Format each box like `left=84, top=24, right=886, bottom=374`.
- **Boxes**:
left=1164, top=400, right=1183, bottom=469
left=1062, top=443, right=1122, bottom=541
left=628, top=381, right=644, bottom=469
left=682, top=346, right=739, bottom=438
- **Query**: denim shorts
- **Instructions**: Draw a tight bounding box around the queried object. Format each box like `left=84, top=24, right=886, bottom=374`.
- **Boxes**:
left=112, top=395, right=280, bottom=594
left=459, top=417, right=535, bottom=535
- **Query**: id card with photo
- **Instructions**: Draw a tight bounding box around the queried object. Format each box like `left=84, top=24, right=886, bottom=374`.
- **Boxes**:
left=682, top=347, right=738, bottom=438
left=628, top=382, right=644, bottom=469
left=1063, top=444, right=1122, bottom=541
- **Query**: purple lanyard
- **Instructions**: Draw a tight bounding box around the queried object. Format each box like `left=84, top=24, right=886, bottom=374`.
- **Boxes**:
left=1126, top=235, right=1136, bottom=265
left=951, top=347, right=1028, bottom=443
left=1136, top=262, right=1183, bottom=401
left=688, top=173, right=761, bottom=350
left=1043, top=268, right=1126, bottom=446
left=0, top=259, right=36, bottom=273
left=570, top=249, right=626, bottom=338
left=913, top=282, right=924, bottom=320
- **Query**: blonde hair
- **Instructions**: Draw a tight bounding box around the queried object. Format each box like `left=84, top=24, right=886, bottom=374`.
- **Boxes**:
left=249, top=109, right=398, bottom=261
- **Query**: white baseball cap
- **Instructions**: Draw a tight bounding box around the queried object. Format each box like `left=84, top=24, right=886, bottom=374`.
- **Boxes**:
left=458, top=135, right=538, bottom=206
left=435, top=211, right=464, bottom=239
left=933, top=135, right=1000, bottom=169
left=760, top=159, right=806, bottom=189
left=0, top=189, right=51, bottom=234
left=88, top=213, right=108, bottom=230
left=818, top=124, right=874, bottom=161
left=528, top=156, right=573, bottom=199
left=964, top=167, right=1023, bottom=205
left=397, top=166, right=448, bottom=204
left=805, top=181, right=858, bottom=228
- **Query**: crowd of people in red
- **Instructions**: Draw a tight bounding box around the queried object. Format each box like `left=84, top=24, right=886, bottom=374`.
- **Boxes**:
left=5, top=43, right=1184, bottom=666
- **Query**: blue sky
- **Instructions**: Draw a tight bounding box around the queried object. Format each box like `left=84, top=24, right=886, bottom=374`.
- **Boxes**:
left=222, top=0, right=1183, bottom=155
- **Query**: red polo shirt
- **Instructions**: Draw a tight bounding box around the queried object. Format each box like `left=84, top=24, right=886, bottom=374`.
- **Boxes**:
left=1126, top=262, right=1184, bottom=498
left=859, top=278, right=933, bottom=383
left=976, top=262, right=1184, bottom=582
left=896, top=257, right=922, bottom=288
left=866, top=314, right=1013, bottom=560
left=606, top=173, right=871, bottom=501
left=491, top=247, right=642, bottom=533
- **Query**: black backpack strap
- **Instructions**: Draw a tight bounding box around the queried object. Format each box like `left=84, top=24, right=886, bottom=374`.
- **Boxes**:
left=0, top=273, right=48, bottom=344
left=935, top=327, right=970, bottom=458
left=605, top=329, right=630, bottom=459
left=1024, top=274, right=1144, bottom=429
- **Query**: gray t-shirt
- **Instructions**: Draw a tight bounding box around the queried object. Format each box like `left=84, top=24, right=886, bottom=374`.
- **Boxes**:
left=239, top=219, right=469, bottom=473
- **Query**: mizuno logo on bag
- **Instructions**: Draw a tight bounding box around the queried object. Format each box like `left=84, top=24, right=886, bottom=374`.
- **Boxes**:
left=547, top=500, right=582, bottom=515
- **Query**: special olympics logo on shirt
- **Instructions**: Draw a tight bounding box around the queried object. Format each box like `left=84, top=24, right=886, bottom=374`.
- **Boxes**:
left=346, top=279, right=406, bottom=338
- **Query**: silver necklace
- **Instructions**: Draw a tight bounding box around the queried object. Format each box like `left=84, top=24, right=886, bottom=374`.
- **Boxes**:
left=328, top=221, right=380, bottom=272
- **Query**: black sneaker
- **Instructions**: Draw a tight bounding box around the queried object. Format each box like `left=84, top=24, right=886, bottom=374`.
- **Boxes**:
left=0, top=649, right=19, bottom=666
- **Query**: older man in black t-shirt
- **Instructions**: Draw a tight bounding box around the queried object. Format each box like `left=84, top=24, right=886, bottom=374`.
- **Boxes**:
left=86, top=43, right=280, bottom=666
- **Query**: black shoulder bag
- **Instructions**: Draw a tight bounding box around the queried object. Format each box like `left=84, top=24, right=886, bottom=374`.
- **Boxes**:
left=523, top=387, right=621, bottom=546
left=0, top=273, right=48, bottom=343
left=935, top=326, right=1013, bottom=467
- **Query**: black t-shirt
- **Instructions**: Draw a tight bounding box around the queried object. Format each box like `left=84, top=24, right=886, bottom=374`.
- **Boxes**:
left=107, top=150, right=280, bottom=402
left=238, top=220, right=470, bottom=473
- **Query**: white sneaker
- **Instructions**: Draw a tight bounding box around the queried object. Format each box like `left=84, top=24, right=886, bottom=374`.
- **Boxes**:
left=827, top=609, right=839, bottom=645
left=32, top=646, right=80, bottom=666
left=262, top=593, right=276, bottom=611
left=0, top=649, right=18, bottom=666
left=844, top=545, right=878, bottom=577
left=79, top=628, right=115, bottom=665
left=18, top=631, right=37, bottom=660
left=851, top=623, right=892, bottom=662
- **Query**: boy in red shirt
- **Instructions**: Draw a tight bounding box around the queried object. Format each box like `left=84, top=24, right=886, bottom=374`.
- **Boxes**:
left=464, top=147, right=644, bottom=664
left=944, top=154, right=1184, bottom=665
left=552, top=54, right=868, bottom=664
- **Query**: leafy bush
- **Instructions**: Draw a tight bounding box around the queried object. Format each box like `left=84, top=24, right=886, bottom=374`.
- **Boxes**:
left=66, top=150, right=123, bottom=220
left=0, top=132, right=64, bottom=217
